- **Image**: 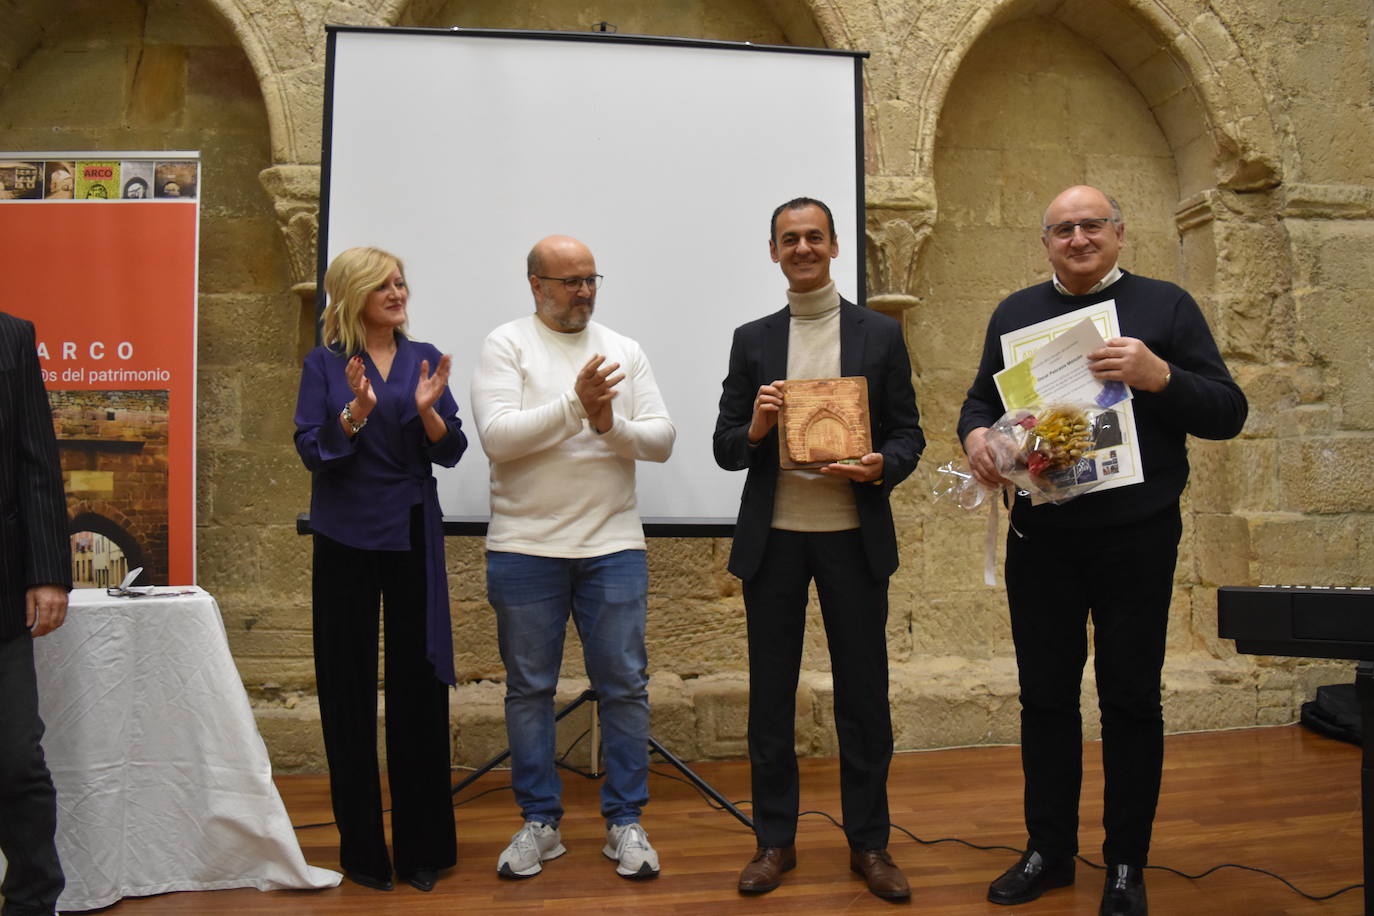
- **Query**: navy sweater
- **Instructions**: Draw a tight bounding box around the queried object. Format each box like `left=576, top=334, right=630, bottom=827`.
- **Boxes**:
left=957, top=272, right=1247, bottom=531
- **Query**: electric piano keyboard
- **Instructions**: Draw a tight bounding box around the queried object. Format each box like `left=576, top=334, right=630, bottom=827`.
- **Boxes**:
left=1218, top=584, right=1374, bottom=661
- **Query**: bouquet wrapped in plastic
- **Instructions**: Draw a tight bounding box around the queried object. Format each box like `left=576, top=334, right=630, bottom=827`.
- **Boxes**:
left=928, top=401, right=1121, bottom=514
left=984, top=403, right=1112, bottom=504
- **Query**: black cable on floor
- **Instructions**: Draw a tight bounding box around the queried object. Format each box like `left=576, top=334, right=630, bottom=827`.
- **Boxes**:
left=1127, top=860, right=1361, bottom=902
left=294, top=760, right=1364, bottom=901
left=882, top=815, right=1363, bottom=902
left=645, top=767, right=1362, bottom=903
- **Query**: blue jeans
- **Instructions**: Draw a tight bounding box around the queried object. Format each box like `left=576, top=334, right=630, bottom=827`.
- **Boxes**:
left=487, top=549, right=650, bottom=827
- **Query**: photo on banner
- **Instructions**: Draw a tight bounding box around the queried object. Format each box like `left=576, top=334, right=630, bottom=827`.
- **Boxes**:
left=0, top=151, right=200, bottom=586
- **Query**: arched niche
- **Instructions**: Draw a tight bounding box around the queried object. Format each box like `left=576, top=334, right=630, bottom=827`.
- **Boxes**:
left=864, top=0, right=1284, bottom=315
left=903, top=0, right=1281, bottom=198
left=917, top=9, right=1272, bottom=663
left=924, top=12, right=1184, bottom=387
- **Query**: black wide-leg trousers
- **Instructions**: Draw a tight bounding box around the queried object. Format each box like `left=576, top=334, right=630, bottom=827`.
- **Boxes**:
left=743, top=528, right=893, bottom=851
left=0, top=630, right=64, bottom=916
left=311, top=509, right=455, bottom=882
left=1005, top=506, right=1182, bottom=868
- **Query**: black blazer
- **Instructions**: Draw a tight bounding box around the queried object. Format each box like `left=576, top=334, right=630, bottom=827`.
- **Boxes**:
left=0, top=312, right=71, bottom=638
left=713, top=299, right=924, bottom=582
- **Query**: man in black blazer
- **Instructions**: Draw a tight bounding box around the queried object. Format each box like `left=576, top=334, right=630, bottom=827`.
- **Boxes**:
left=0, top=310, right=71, bottom=916
left=714, top=198, right=924, bottom=900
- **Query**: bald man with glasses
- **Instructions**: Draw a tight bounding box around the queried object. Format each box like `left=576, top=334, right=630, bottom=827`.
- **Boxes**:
left=959, top=186, right=1246, bottom=916
left=471, top=235, right=675, bottom=883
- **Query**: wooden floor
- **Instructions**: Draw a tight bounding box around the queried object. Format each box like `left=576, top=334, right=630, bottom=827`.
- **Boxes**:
left=95, top=725, right=1362, bottom=914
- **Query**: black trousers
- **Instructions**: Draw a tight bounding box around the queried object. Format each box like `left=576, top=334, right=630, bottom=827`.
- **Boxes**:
left=0, top=630, right=64, bottom=916
left=312, top=509, right=455, bottom=881
left=1005, top=505, right=1182, bottom=867
left=743, top=528, right=893, bottom=851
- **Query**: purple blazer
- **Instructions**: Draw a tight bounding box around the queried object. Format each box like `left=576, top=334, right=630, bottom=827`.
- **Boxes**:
left=293, top=335, right=466, bottom=684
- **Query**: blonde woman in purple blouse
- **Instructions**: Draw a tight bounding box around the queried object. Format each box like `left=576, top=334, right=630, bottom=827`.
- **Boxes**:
left=293, top=246, right=466, bottom=893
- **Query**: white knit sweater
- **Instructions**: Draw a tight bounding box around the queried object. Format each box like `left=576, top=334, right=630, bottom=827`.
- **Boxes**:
left=471, top=315, right=675, bottom=557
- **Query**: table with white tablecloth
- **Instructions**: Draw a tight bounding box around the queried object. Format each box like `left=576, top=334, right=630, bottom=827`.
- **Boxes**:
left=9, top=587, right=339, bottom=912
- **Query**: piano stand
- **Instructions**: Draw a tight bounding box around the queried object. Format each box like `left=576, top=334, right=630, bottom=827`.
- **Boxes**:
left=1217, top=584, right=1374, bottom=911
left=1360, top=661, right=1373, bottom=915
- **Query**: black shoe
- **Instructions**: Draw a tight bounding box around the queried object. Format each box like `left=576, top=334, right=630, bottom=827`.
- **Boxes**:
left=345, top=870, right=394, bottom=891
left=399, top=867, right=438, bottom=892
left=1099, top=864, right=1146, bottom=916
left=987, top=850, right=1074, bottom=905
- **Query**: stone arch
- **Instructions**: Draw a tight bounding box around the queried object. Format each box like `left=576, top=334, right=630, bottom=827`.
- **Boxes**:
left=391, top=0, right=827, bottom=47
left=69, top=503, right=154, bottom=586
left=909, top=0, right=1281, bottom=196
left=197, top=0, right=329, bottom=165
left=197, top=0, right=294, bottom=161
left=799, top=407, right=853, bottom=462
left=0, top=1, right=292, bottom=164
left=919, top=14, right=1191, bottom=434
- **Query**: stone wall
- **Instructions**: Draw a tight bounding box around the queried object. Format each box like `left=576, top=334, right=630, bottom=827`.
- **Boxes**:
left=1, top=0, right=1369, bottom=773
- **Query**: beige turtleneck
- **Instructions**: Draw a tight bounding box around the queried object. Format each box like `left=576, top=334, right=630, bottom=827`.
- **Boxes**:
left=771, top=281, right=861, bottom=532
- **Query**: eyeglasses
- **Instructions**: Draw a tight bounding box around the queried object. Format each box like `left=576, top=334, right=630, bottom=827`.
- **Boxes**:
left=1043, top=218, right=1118, bottom=240
left=537, top=274, right=604, bottom=291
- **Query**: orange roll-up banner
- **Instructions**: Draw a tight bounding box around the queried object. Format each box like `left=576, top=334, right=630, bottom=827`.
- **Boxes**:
left=0, top=153, right=200, bottom=586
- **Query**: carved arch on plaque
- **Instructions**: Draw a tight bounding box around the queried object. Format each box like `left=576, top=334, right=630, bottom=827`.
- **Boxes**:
left=800, top=408, right=853, bottom=463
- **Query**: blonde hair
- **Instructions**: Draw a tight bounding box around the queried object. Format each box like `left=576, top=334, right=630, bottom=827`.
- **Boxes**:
left=320, top=246, right=408, bottom=354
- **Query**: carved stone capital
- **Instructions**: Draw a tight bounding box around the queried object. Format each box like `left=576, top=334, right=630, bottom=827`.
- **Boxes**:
left=259, top=164, right=321, bottom=297
left=1175, top=189, right=1219, bottom=234
left=864, top=175, right=936, bottom=317
left=1176, top=186, right=1286, bottom=236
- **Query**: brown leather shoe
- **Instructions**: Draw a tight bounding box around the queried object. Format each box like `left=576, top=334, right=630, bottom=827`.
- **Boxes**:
left=738, top=845, right=797, bottom=894
left=850, top=848, right=911, bottom=900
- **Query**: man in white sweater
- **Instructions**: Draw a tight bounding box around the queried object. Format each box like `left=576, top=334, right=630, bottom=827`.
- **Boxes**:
left=471, top=235, right=675, bottom=882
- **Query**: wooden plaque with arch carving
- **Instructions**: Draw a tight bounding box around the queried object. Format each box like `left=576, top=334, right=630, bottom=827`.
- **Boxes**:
left=777, top=377, right=871, bottom=469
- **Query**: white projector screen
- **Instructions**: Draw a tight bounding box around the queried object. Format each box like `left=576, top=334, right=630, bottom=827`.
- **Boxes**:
left=320, top=27, right=866, bottom=530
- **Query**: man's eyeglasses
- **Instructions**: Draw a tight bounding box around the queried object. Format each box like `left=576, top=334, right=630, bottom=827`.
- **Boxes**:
left=537, top=274, right=604, bottom=291
left=1043, top=218, right=1118, bottom=240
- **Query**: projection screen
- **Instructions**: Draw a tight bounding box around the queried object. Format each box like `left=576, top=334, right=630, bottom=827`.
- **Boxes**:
left=320, top=27, right=867, bottom=530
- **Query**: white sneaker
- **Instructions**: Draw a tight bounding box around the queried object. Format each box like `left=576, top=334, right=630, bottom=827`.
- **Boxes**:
left=497, top=820, right=566, bottom=878
left=603, top=822, right=660, bottom=879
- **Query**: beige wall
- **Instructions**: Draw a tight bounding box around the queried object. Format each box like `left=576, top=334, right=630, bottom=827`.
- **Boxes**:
left=1, top=0, right=1367, bottom=771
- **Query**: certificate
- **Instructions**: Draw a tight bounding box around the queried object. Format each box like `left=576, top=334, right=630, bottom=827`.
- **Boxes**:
left=998, top=301, right=1145, bottom=499
left=993, top=317, right=1129, bottom=411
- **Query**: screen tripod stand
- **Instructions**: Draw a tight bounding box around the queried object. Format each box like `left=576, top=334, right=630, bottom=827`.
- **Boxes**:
left=451, top=688, right=752, bottom=828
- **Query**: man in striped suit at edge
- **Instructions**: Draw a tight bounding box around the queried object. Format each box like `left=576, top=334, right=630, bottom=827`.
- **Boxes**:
left=0, top=310, right=72, bottom=916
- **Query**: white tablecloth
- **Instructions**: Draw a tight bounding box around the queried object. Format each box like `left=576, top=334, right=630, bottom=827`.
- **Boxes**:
left=15, top=587, right=338, bottom=911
